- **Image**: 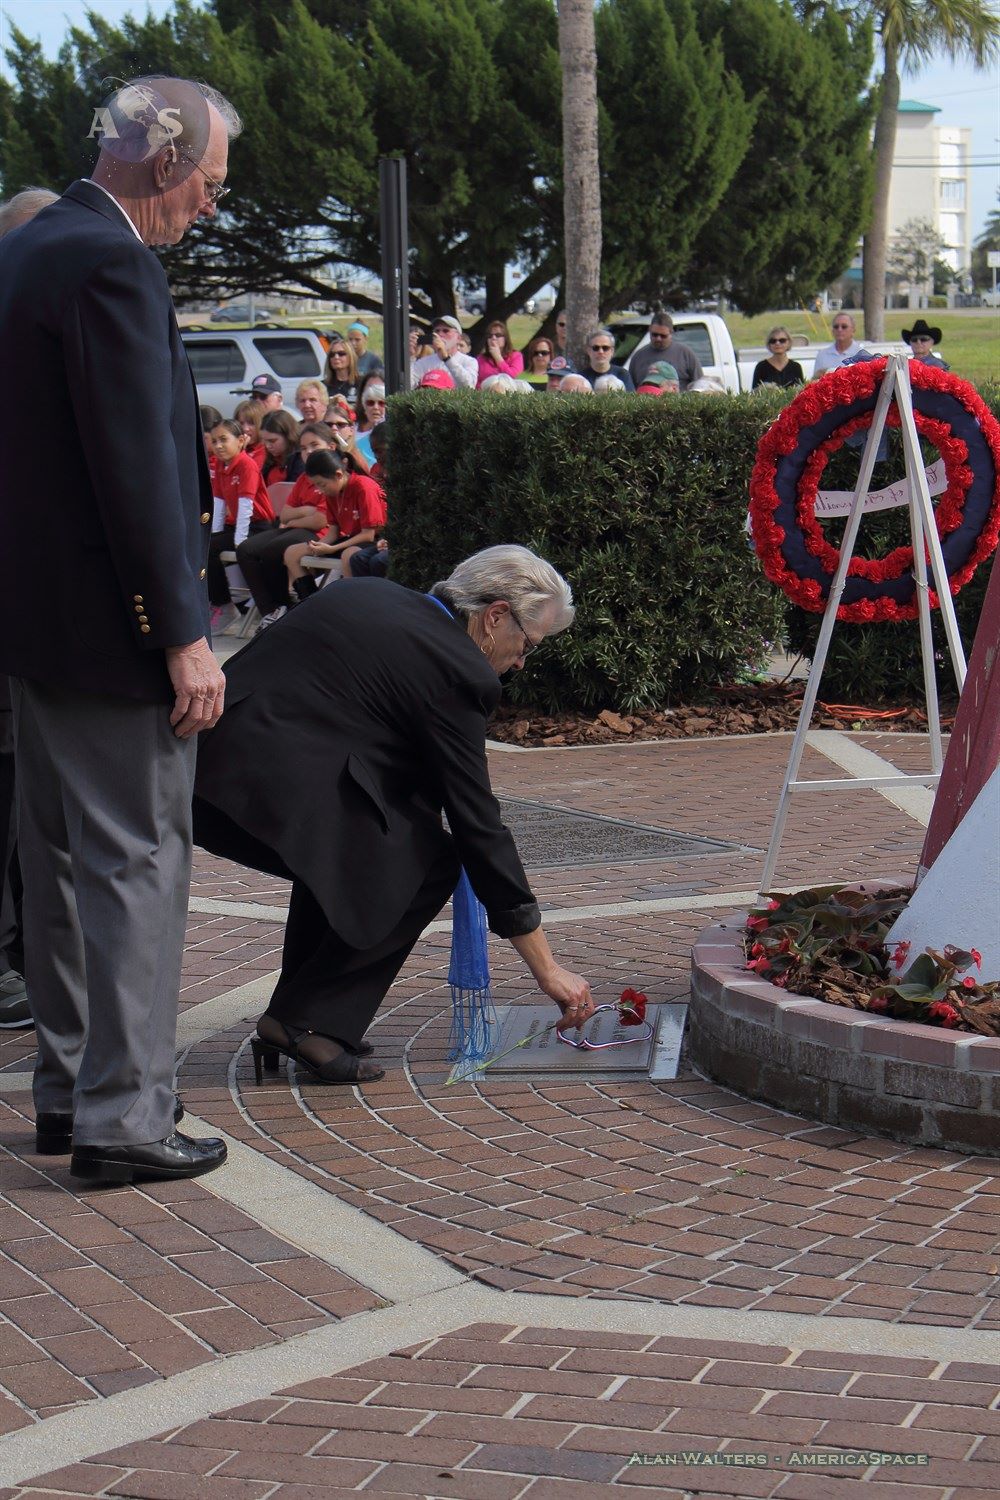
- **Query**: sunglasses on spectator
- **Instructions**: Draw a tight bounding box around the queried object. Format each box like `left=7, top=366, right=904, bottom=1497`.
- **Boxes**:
left=833, top=323, right=851, bottom=331
left=534, top=347, right=552, bottom=358
left=329, top=419, right=352, bottom=430
left=590, top=343, right=613, bottom=353
left=768, top=337, right=789, bottom=346
left=364, top=397, right=386, bottom=407
left=330, top=348, right=349, bottom=357
left=910, top=335, right=933, bottom=343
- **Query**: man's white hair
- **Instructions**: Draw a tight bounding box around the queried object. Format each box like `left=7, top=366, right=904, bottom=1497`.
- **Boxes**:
left=0, top=187, right=58, bottom=239
left=559, top=374, right=593, bottom=394
left=479, top=373, right=518, bottom=394
left=434, top=545, right=575, bottom=634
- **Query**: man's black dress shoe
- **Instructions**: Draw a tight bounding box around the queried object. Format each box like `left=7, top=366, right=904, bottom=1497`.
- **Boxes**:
left=36, top=1096, right=185, bottom=1156
left=70, top=1130, right=227, bottom=1184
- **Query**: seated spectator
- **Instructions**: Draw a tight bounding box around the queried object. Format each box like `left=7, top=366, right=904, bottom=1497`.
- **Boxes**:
left=235, top=420, right=331, bottom=630
left=480, top=373, right=520, bottom=394
left=323, top=337, right=359, bottom=407
left=688, top=376, right=727, bottom=394
left=296, top=379, right=330, bottom=422
left=260, top=410, right=304, bottom=485
left=419, top=367, right=455, bottom=390
left=636, top=362, right=679, bottom=395
left=345, top=422, right=390, bottom=579
left=904, top=318, right=949, bottom=371
left=752, top=327, right=805, bottom=390
left=476, top=320, right=524, bottom=386
left=207, top=419, right=275, bottom=629
left=286, top=451, right=387, bottom=597
left=411, top=315, right=478, bottom=389
left=200, top=405, right=224, bottom=490
left=234, top=399, right=267, bottom=468
left=355, top=375, right=386, bottom=466
left=559, top=374, right=594, bottom=394
left=628, top=312, right=702, bottom=391
left=812, top=313, right=863, bottom=376
left=245, top=373, right=283, bottom=411
left=580, top=330, right=635, bottom=391
left=546, top=356, right=575, bottom=390
left=520, top=336, right=554, bottom=390
left=594, top=374, right=627, bottom=394
left=322, top=400, right=371, bottom=474
left=346, top=321, right=384, bottom=380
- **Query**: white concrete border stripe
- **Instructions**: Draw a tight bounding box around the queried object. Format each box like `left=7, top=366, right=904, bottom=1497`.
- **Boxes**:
left=807, top=729, right=936, bottom=825
left=0, top=1276, right=995, bottom=1488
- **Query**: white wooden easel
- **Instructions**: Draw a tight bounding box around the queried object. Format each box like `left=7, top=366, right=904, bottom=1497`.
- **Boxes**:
left=759, top=355, right=968, bottom=894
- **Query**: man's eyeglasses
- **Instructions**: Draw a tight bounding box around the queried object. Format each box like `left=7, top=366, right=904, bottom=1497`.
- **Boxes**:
left=506, top=604, right=541, bottom=657
left=910, top=335, right=933, bottom=344
left=590, top=344, right=613, bottom=353
left=832, top=323, right=851, bottom=331
left=178, top=152, right=230, bottom=204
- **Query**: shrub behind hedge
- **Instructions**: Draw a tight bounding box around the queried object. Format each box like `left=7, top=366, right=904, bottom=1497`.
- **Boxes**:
left=386, top=390, right=788, bottom=712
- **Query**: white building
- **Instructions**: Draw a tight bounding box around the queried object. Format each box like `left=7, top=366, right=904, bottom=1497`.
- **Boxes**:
left=888, top=99, right=972, bottom=277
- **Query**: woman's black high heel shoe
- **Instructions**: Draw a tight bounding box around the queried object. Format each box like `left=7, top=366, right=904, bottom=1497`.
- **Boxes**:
left=250, top=1037, right=281, bottom=1085
left=252, top=1016, right=384, bottom=1085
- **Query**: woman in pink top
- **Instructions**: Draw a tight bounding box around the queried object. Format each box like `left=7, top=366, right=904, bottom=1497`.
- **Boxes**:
left=476, top=319, right=524, bottom=386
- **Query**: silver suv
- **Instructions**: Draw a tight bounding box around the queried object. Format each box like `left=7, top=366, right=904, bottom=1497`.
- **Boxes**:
left=181, top=328, right=328, bottom=417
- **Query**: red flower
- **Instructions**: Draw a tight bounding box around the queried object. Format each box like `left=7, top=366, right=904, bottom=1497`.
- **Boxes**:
left=890, top=940, right=911, bottom=970
left=766, top=898, right=780, bottom=910
left=618, top=988, right=647, bottom=1025
left=971, top=948, right=982, bottom=969
left=927, top=1000, right=961, bottom=1028
left=746, top=956, right=771, bottom=974
left=867, top=995, right=889, bottom=1012
left=746, top=914, right=769, bottom=931
left=961, top=976, right=977, bottom=990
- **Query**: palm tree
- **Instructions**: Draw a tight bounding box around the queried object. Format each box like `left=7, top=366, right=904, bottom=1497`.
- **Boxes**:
left=558, top=0, right=602, bottom=366
left=862, top=1, right=999, bottom=339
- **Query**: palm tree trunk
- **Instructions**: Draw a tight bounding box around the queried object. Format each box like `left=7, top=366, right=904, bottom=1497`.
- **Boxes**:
left=863, top=33, right=900, bottom=341
left=559, top=0, right=602, bottom=367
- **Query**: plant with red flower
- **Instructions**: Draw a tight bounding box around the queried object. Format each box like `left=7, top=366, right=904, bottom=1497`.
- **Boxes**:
left=971, top=948, right=982, bottom=969
left=890, top=940, right=911, bottom=970
left=927, top=1000, right=961, bottom=1028
left=867, top=994, right=889, bottom=1012
left=618, top=988, right=647, bottom=1025
left=961, top=976, right=977, bottom=990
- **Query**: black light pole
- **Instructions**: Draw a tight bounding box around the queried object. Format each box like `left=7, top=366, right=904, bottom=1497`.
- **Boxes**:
left=379, top=156, right=410, bottom=395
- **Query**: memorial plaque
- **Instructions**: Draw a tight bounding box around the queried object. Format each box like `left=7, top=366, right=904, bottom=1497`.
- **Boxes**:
left=494, top=799, right=743, bottom=869
left=461, top=1002, right=687, bottom=1077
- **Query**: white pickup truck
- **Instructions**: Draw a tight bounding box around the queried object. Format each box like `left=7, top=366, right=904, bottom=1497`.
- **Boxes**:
left=608, top=313, right=907, bottom=392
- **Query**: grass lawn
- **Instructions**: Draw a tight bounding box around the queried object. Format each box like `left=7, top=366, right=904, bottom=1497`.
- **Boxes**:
left=187, top=306, right=998, bottom=385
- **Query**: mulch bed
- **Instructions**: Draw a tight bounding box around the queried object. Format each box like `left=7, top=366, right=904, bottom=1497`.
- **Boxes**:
left=489, top=682, right=956, bottom=748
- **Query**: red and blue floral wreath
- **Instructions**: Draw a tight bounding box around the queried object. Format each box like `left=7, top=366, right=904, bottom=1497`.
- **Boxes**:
left=748, top=357, right=1000, bottom=623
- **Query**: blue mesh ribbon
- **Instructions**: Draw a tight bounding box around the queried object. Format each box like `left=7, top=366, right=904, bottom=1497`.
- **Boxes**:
left=447, top=868, right=498, bottom=1061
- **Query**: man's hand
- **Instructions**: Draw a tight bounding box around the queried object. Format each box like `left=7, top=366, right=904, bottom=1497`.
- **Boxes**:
left=165, top=638, right=226, bottom=738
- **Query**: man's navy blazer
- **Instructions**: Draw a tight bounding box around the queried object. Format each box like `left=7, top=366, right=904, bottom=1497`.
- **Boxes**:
left=0, top=180, right=212, bottom=702
left=194, top=580, right=541, bottom=952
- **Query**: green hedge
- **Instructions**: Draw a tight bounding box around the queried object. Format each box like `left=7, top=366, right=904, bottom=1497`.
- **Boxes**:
left=384, top=384, right=997, bottom=711
left=386, top=389, right=788, bottom=712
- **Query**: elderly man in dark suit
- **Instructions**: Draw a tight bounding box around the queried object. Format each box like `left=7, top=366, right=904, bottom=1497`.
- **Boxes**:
left=194, top=548, right=595, bottom=1085
left=0, top=77, right=240, bottom=1183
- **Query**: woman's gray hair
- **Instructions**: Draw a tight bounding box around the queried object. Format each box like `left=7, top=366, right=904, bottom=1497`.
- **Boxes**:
left=434, top=545, right=575, bottom=634
left=0, top=187, right=58, bottom=239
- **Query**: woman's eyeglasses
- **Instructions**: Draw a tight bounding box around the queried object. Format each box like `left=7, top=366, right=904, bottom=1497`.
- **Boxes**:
left=768, top=337, right=789, bottom=346
left=507, top=604, right=541, bottom=657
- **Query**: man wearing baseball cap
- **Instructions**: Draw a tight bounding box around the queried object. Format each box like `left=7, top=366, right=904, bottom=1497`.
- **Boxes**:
left=243, top=373, right=283, bottom=411
left=410, top=314, right=477, bottom=389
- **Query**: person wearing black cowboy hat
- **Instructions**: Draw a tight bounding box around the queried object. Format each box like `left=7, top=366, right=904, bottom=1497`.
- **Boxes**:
left=903, top=318, right=949, bottom=371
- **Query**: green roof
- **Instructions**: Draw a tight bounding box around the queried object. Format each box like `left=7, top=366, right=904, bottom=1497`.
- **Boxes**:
left=898, top=99, right=940, bottom=114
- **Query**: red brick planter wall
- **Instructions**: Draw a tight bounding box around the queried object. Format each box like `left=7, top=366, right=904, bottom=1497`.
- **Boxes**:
left=690, top=918, right=1000, bottom=1156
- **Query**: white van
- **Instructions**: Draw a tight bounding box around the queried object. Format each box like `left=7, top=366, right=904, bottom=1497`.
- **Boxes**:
left=181, top=328, right=329, bottom=417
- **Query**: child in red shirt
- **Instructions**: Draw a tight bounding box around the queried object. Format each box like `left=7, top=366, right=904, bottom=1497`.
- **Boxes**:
left=234, top=399, right=266, bottom=470
left=207, top=420, right=275, bottom=621
left=284, top=450, right=386, bottom=601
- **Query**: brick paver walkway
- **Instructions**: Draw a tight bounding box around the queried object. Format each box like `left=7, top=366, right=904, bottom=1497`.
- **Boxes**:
left=1, top=732, right=996, bottom=1496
